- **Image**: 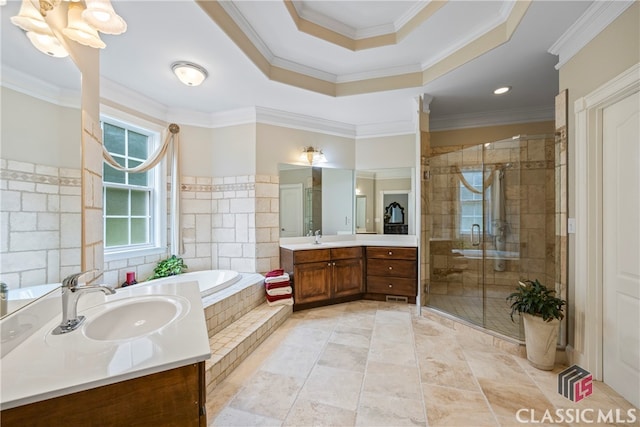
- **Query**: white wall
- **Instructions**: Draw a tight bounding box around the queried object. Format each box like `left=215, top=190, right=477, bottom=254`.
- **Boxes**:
left=211, top=123, right=256, bottom=177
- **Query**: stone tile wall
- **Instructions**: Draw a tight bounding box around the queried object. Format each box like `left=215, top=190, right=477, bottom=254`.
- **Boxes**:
left=0, top=159, right=81, bottom=288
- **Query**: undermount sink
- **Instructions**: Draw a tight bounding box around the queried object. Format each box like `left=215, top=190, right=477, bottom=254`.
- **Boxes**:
left=82, top=296, right=188, bottom=341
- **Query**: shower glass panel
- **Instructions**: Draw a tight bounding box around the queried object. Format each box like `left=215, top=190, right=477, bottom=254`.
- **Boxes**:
left=427, top=135, right=555, bottom=341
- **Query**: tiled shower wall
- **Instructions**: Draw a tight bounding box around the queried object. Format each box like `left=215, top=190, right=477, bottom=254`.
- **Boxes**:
left=427, top=135, right=556, bottom=302
left=0, top=159, right=81, bottom=288
left=103, top=174, right=280, bottom=287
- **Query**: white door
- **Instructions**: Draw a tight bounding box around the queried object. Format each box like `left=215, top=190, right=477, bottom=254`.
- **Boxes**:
left=602, top=90, right=640, bottom=408
left=279, top=184, right=303, bottom=237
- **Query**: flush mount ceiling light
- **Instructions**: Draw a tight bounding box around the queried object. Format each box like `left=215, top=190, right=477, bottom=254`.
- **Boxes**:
left=172, top=62, right=208, bottom=86
left=493, top=86, right=512, bottom=95
left=300, top=146, right=327, bottom=165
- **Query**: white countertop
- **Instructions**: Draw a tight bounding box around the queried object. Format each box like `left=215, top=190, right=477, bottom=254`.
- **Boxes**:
left=0, top=280, right=211, bottom=410
left=280, top=234, right=418, bottom=251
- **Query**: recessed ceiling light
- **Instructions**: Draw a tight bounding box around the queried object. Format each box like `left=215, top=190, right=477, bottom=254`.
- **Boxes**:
left=493, top=86, right=511, bottom=95
left=172, top=61, right=208, bottom=86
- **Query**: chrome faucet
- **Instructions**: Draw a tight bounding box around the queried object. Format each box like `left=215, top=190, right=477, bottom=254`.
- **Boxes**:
left=52, top=271, right=115, bottom=335
left=314, top=229, right=322, bottom=244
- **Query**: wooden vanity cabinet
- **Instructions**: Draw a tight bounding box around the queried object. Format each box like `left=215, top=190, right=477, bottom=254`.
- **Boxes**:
left=280, top=247, right=364, bottom=309
left=366, top=246, right=417, bottom=300
left=1, top=362, right=207, bottom=427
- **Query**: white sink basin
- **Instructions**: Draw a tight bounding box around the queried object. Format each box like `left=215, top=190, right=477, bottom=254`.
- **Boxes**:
left=82, top=296, right=188, bottom=341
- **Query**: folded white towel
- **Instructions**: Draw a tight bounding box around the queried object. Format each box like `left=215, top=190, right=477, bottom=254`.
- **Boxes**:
left=266, top=297, right=294, bottom=307
left=266, top=286, right=293, bottom=297
left=265, top=273, right=289, bottom=284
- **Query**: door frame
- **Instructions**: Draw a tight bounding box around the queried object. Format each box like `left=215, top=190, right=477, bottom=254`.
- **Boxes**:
left=571, top=63, right=639, bottom=379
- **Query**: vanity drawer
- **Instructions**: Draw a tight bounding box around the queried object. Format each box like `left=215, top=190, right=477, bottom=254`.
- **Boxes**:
left=366, top=259, right=417, bottom=279
left=294, top=249, right=331, bottom=264
left=331, top=246, right=362, bottom=260
left=367, top=276, right=416, bottom=297
left=366, top=247, right=416, bottom=260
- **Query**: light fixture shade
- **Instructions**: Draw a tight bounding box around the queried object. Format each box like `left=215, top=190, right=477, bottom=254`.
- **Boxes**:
left=82, top=0, right=127, bottom=35
left=300, top=146, right=326, bottom=165
left=26, top=31, right=69, bottom=57
left=172, top=62, right=208, bottom=86
left=62, top=2, right=106, bottom=49
left=10, top=0, right=51, bottom=34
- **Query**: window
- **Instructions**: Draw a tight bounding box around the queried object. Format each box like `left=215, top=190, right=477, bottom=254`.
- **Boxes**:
left=459, top=171, right=486, bottom=233
left=102, top=114, right=165, bottom=258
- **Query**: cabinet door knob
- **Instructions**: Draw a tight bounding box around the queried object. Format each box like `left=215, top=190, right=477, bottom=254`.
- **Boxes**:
left=388, top=284, right=393, bottom=288
left=333, top=262, right=336, bottom=266
left=327, top=263, right=331, bottom=266
left=388, top=266, right=393, bottom=270
left=388, top=251, right=393, bottom=255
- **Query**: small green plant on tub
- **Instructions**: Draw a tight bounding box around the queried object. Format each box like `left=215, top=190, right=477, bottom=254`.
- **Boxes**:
left=147, top=255, right=188, bottom=280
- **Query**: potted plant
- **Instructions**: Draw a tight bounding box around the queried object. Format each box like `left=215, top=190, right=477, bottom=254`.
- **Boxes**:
left=507, top=279, right=566, bottom=370
left=147, top=255, right=187, bottom=280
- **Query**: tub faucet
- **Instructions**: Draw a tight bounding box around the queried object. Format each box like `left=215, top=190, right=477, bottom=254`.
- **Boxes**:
left=314, top=230, right=322, bottom=244
left=52, top=271, right=115, bottom=335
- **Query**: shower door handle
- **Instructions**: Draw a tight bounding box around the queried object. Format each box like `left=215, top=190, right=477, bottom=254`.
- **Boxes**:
left=471, top=224, right=481, bottom=246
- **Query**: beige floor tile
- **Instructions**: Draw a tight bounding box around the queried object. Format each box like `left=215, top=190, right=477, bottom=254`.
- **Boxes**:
left=418, top=357, right=480, bottom=392
left=362, top=360, right=422, bottom=400
left=297, top=365, right=364, bottom=411
left=317, top=342, right=369, bottom=372
left=260, top=343, right=321, bottom=379
left=211, top=406, right=282, bottom=427
left=228, top=370, right=305, bottom=420
left=329, top=325, right=373, bottom=348
left=478, top=378, right=555, bottom=421
left=283, top=399, right=357, bottom=427
left=368, top=338, right=416, bottom=366
left=356, top=391, right=426, bottom=426
left=206, top=301, right=636, bottom=427
left=422, top=383, right=497, bottom=426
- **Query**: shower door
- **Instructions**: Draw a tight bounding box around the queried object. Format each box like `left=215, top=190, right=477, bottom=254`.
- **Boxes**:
left=428, top=135, right=554, bottom=341
left=428, top=144, right=486, bottom=328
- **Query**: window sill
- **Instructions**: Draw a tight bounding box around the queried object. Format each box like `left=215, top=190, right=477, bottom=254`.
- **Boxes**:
left=104, top=246, right=167, bottom=263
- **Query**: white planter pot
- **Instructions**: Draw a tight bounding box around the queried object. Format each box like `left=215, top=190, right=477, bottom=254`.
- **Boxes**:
left=522, top=313, right=560, bottom=370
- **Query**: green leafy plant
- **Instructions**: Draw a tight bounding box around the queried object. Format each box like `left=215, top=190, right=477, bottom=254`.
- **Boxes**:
left=507, top=279, right=565, bottom=322
left=147, top=255, right=187, bottom=280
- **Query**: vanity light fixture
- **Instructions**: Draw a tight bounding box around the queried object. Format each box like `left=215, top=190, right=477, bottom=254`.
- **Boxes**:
left=493, top=86, right=511, bottom=95
left=10, top=0, right=126, bottom=57
left=300, top=146, right=327, bottom=165
left=172, top=62, right=208, bottom=86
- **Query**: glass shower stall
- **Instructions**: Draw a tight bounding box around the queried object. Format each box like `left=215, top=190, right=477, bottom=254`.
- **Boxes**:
left=426, top=135, right=557, bottom=340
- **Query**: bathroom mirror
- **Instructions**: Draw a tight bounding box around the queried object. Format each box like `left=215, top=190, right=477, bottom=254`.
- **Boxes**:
left=355, top=167, right=415, bottom=234
left=1, top=1, right=82, bottom=317
left=278, top=164, right=354, bottom=237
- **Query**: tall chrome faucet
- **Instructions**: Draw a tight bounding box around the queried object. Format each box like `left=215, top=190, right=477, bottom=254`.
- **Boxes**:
left=314, top=229, right=322, bottom=244
left=52, top=271, right=115, bottom=335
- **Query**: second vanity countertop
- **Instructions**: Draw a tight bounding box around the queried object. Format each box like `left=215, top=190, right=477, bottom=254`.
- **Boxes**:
left=0, top=280, right=211, bottom=410
left=280, top=234, right=418, bottom=251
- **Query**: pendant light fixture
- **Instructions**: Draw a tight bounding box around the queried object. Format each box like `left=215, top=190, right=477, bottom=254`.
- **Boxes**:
left=63, top=2, right=106, bottom=49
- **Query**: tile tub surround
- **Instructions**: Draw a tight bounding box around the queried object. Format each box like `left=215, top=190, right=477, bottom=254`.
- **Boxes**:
left=205, top=301, right=638, bottom=427
left=201, top=273, right=292, bottom=392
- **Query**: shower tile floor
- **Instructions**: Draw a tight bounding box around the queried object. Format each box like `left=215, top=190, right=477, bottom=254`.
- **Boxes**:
left=428, top=295, right=524, bottom=339
left=206, top=300, right=637, bottom=427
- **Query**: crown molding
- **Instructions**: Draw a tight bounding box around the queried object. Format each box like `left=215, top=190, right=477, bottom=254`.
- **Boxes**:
left=429, top=105, right=554, bottom=131
left=217, top=0, right=275, bottom=63
left=1, top=65, right=80, bottom=108
left=548, top=1, right=635, bottom=70
left=255, top=106, right=356, bottom=138
left=271, top=57, right=338, bottom=83
left=356, top=120, right=417, bottom=139
left=100, top=77, right=170, bottom=122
